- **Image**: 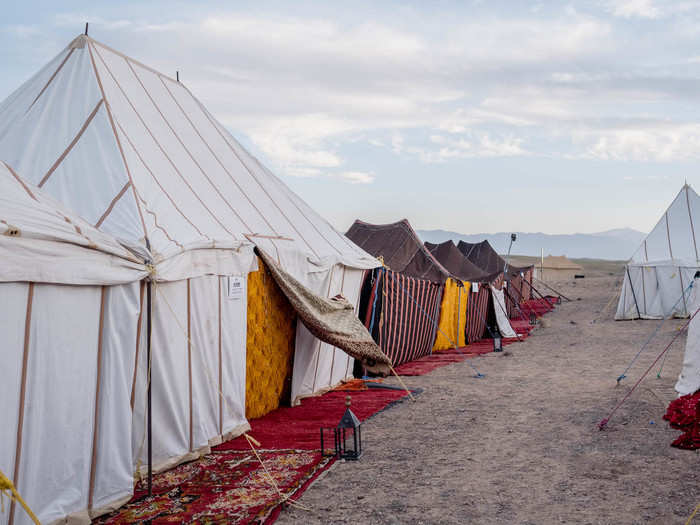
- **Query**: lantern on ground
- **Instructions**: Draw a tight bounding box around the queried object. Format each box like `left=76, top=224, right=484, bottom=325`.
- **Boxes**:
left=319, top=395, right=363, bottom=460
left=493, top=333, right=503, bottom=352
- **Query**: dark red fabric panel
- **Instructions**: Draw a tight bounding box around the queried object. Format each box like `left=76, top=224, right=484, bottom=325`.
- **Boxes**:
left=379, top=269, right=441, bottom=366
left=465, top=285, right=490, bottom=343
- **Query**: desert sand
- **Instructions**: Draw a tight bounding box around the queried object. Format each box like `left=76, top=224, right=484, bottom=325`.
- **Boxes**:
left=277, top=267, right=700, bottom=524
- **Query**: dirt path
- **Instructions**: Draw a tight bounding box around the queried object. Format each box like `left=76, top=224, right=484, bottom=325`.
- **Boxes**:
left=277, top=275, right=700, bottom=524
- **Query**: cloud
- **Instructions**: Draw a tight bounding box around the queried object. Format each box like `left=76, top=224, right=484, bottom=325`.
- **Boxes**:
left=603, top=0, right=660, bottom=18
left=7, top=5, right=700, bottom=184
left=332, top=171, right=375, bottom=184
left=574, top=123, right=700, bottom=161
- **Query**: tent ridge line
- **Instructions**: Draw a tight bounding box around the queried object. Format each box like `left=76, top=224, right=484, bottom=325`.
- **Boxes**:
left=685, top=185, right=699, bottom=261
left=113, top=116, right=206, bottom=242
left=265, top=164, right=352, bottom=258
left=26, top=48, right=76, bottom=115
left=188, top=93, right=323, bottom=258
left=2, top=161, right=38, bottom=201
left=95, top=180, right=130, bottom=228
left=124, top=60, right=254, bottom=236
left=89, top=37, right=179, bottom=85
left=91, top=44, right=237, bottom=241
left=8, top=282, right=34, bottom=525
left=665, top=211, right=674, bottom=260
left=88, top=286, right=107, bottom=511
left=158, top=77, right=281, bottom=237
left=87, top=41, right=149, bottom=243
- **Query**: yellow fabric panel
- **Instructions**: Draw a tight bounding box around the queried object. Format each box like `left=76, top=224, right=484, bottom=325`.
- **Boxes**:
left=245, top=257, right=297, bottom=420
left=433, top=279, right=471, bottom=351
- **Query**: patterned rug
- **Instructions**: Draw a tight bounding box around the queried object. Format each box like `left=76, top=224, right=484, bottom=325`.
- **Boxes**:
left=95, top=449, right=333, bottom=524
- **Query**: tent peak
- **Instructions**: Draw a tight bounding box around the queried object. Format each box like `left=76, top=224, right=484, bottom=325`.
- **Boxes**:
left=69, top=34, right=88, bottom=49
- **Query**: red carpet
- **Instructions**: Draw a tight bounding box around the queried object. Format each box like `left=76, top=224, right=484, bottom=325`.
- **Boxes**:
left=96, top=388, right=412, bottom=524
left=393, top=311, right=542, bottom=376
left=521, top=297, right=556, bottom=317
left=663, top=391, right=700, bottom=450
left=217, top=389, right=410, bottom=451
left=95, top=449, right=332, bottom=525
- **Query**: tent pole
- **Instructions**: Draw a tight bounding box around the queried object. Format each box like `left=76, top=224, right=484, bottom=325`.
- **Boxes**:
left=532, top=277, right=572, bottom=302
left=145, top=237, right=153, bottom=498
left=625, top=266, right=641, bottom=319
left=528, top=281, right=556, bottom=309
left=146, top=277, right=152, bottom=496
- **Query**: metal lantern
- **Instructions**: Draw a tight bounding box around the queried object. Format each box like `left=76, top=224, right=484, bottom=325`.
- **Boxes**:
left=529, top=311, right=537, bottom=325
left=493, top=333, right=503, bottom=352
left=319, top=396, right=363, bottom=460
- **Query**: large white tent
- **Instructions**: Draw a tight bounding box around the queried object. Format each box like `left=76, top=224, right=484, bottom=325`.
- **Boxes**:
left=0, top=161, right=147, bottom=524
left=0, top=34, right=378, bottom=523
left=616, top=184, right=700, bottom=320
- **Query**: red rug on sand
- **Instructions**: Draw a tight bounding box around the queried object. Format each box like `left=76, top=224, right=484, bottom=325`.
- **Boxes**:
left=95, top=449, right=332, bottom=525
left=217, top=389, right=409, bottom=451
left=663, top=391, right=700, bottom=450
left=393, top=316, right=538, bottom=376
left=96, top=389, right=411, bottom=524
left=521, top=297, right=556, bottom=317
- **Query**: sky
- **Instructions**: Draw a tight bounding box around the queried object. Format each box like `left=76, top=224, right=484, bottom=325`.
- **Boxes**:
left=2, top=0, right=700, bottom=236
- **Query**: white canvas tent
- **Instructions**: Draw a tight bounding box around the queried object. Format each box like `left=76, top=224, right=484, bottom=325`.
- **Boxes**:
left=616, top=184, right=700, bottom=320
left=676, top=276, right=700, bottom=396
left=0, top=161, right=148, bottom=524
left=0, top=34, right=379, bottom=523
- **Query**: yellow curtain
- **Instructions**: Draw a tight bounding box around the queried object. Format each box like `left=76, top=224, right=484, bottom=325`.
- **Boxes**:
left=245, top=257, right=297, bottom=419
left=433, top=279, right=471, bottom=351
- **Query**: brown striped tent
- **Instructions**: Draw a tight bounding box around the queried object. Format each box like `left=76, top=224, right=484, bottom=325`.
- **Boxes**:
left=347, top=220, right=450, bottom=366
left=456, top=240, right=534, bottom=319
left=425, top=240, right=501, bottom=343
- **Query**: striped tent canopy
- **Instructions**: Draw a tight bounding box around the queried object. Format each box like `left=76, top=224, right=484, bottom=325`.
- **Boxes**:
left=348, top=219, right=449, bottom=366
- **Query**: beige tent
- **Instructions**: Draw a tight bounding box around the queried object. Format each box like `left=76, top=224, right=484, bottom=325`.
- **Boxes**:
left=537, top=255, right=583, bottom=281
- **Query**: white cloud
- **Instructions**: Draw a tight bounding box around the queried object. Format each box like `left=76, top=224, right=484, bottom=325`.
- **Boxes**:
left=603, top=0, right=660, bottom=19
left=332, top=171, right=375, bottom=184
left=601, top=0, right=700, bottom=19
left=575, top=123, right=700, bottom=161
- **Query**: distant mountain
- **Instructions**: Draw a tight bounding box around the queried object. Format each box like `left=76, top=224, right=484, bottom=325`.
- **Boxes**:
left=416, top=228, right=646, bottom=260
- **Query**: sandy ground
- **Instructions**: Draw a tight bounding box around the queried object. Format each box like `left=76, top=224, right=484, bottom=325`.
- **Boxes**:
left=277, top=273, right=700, bottom=525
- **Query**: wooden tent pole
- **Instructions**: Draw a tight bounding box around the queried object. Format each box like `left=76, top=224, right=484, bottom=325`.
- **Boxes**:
left=145, top=238, right=153, bottom=497
left=625, top=266, right=642, bottom=319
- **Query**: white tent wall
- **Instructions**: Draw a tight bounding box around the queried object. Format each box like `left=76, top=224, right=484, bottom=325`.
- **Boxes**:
left=0, top=283, right=27, bottom=525
left=615, top=264, right=699, bottom=320
left=131, top=275, right=249, bottom=476
left=676, top=278, right=700, bottom=395
left=0, top=281, right=140, bottom=525
left=491, top=287, right=517, bottom=338
left=290, top=266, right=364, bottom=403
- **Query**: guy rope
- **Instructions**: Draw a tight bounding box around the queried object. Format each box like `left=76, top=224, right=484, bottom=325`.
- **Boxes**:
left=0, top=469, right=40, bottom=525
left=599, top=307, right=700, bottom=430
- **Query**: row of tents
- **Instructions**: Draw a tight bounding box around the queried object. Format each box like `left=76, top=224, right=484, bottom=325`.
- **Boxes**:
left=347, top=219, right=537, bottom=368
left=0, top=34, right=547, bottom=525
